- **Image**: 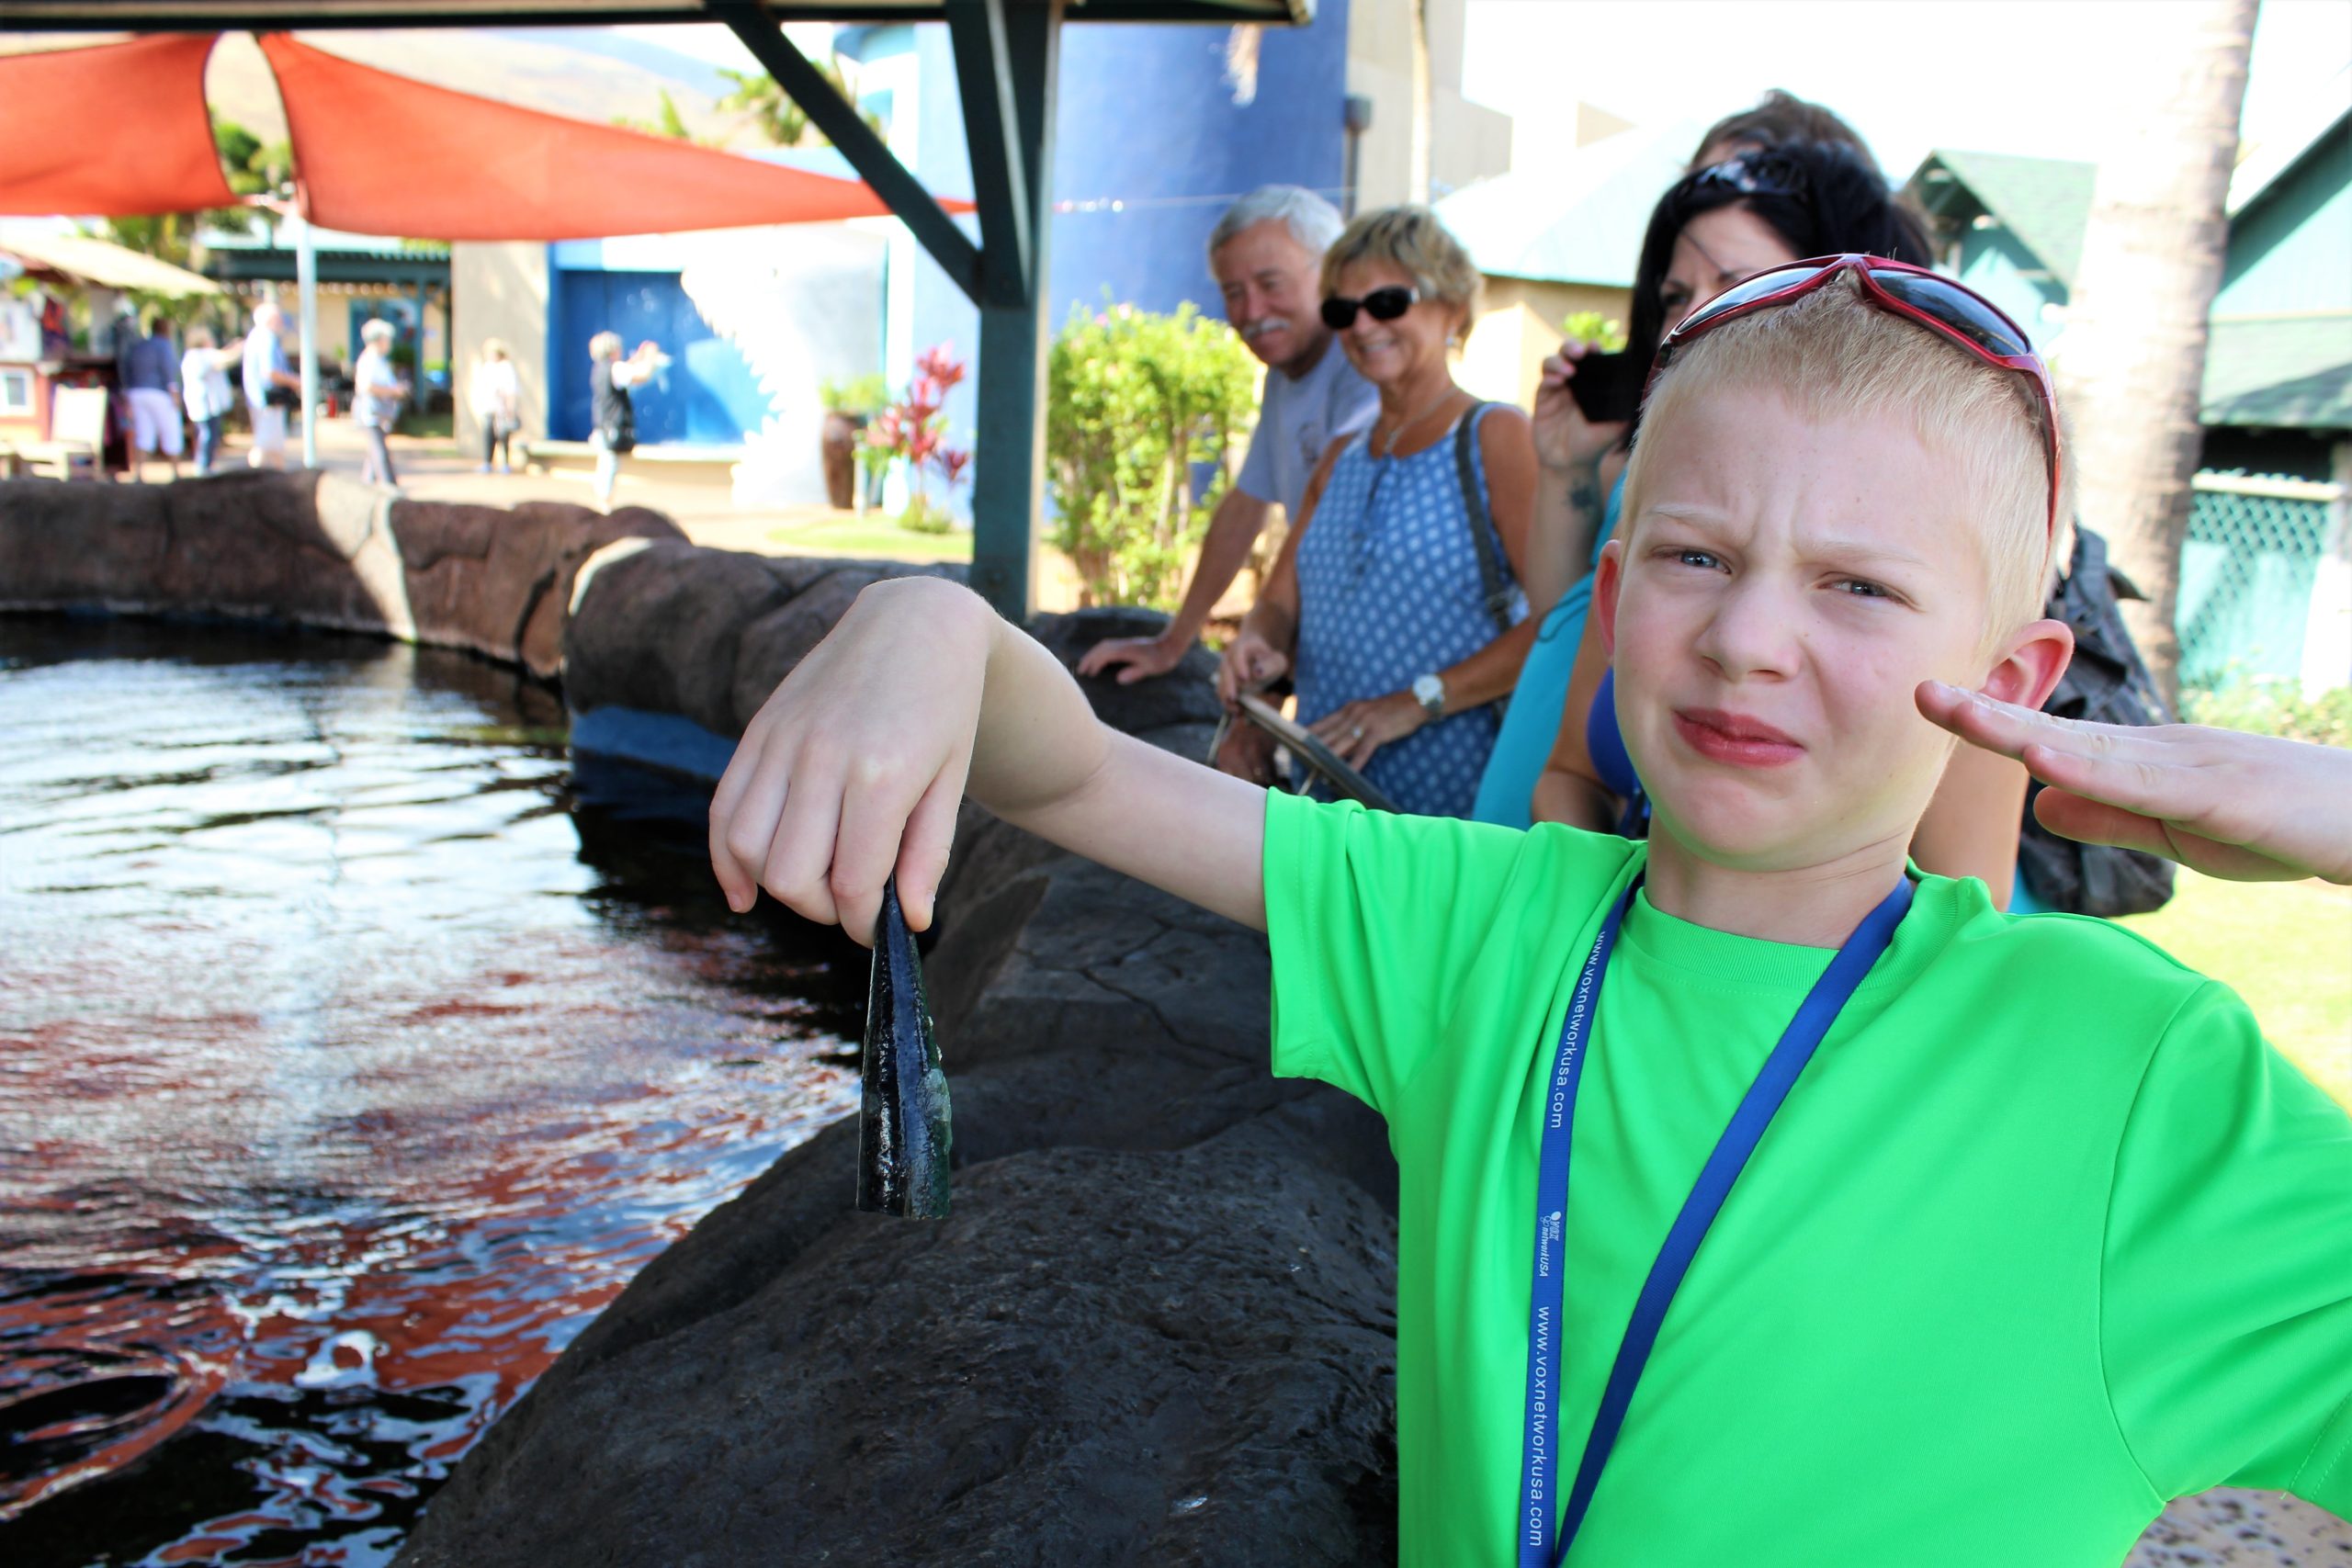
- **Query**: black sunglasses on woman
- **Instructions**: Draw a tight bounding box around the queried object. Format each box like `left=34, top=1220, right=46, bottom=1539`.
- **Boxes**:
left=1320, top=285, right=1420, bottom=332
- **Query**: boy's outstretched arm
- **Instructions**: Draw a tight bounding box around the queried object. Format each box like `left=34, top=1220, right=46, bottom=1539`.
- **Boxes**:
left=1917, top=681, right=2352, bottom=886
left=710, top=577, right=1271, bottom=943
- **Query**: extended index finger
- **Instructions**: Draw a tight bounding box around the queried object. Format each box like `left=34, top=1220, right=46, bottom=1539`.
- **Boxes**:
left=1915, top=682, right=2064, bottom=761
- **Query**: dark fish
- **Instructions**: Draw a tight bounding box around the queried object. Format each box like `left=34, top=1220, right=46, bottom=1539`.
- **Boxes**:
left=857, top=876, right=952, bottom=1218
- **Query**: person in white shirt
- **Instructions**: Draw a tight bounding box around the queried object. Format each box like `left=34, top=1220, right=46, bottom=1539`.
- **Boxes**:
left=179, top=324, right=245, bottom=475
left=241, top=300, right=300, bottom=469
left=471, top=338, right=523, bottom=474
left=1077, top=186, right=1378, bottom=685
left=352, top=319, right=410, bottom=488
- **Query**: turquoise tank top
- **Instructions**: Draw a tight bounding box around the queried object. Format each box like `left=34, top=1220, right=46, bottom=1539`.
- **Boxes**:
left=1470, top=470, right=1623, bottom=827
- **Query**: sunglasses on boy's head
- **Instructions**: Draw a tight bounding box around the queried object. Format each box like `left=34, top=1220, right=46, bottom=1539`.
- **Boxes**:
left=1648, top=254, right=2062, bottom=537
left=1320, top=285, right=1419, bottom=332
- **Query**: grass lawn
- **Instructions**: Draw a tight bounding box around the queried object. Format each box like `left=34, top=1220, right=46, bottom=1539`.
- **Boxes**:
left=2116, top=871, right=2352, bottom=1108
left=764, top=514, right=973, bottom=564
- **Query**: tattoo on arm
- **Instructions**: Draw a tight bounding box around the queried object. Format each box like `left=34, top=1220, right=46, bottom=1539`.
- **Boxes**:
left=1566, top=470, right=1600, bottom=526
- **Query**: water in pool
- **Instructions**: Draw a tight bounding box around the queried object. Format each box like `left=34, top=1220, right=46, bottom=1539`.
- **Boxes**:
left=0, top=616, right=862, bottom=1567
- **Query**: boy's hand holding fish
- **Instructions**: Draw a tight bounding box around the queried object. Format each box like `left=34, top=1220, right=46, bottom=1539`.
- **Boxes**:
left=708, top=577, right=1271, bottom=945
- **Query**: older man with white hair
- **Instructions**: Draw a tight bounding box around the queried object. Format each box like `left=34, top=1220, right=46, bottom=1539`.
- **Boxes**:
left=241, top=299, right=300, bottom=469
left=1077, top=186, right=1376, bottom=683
left=353, top=318, right=410, bottom=488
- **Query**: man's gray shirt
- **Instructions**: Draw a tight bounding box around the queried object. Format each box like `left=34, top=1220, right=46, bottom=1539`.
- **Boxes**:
left=1233, top=338, right=1378, bottom=520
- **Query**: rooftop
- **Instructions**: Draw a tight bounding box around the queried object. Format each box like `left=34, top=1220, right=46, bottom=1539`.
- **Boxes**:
left=1433, top=120, right=1698, bottom=288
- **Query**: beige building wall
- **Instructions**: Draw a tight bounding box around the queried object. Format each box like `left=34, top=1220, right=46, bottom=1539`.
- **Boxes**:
left=1345, top=0, right=1513, bottom=213
left=450, top=241, right=550, bottom=440
left=1458, top=278, right=1633, bottom=408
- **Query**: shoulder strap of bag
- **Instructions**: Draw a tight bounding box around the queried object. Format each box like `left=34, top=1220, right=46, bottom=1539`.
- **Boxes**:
left=1453, top=401, right=1515, bottom=637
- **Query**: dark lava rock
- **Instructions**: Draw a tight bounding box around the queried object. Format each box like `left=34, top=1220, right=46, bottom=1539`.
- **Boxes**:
left=563, top=541, right=803, bottom=735
left=403, top=567, right=1401, bottom=1566
left=0, top=475, right=174, bottom=607
left=390, top=497, right=682, bottom=678
left=566, top=546, right=964, bottom=738
left=396, top=1132, right=1398, bottom=1568
left=0, top=468, right=399, bottom=632
left=0, top=473, right=683, bottom=679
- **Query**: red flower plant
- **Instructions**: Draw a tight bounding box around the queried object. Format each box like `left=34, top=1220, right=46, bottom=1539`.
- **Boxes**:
left=865, top=344, right=973, bottom=517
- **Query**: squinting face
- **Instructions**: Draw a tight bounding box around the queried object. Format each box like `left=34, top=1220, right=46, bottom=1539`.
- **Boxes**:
left=1212, top=219, right=1328, bottom=373
left=1329, top=257, right=1458, bottom=392
left=1599, top=386, right=2011, bottom=874
left=1657, top=206, right=1801, bottom=336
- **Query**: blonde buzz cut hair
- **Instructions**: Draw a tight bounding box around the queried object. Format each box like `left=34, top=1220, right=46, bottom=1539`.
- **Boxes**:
left=1319, top=205, right=1483, bottom=328
left=1623, top=272, right=2071, bottom=643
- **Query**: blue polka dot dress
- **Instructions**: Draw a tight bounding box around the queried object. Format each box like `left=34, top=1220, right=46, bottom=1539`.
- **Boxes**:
left=1293, top=405, right=1527, bottom=818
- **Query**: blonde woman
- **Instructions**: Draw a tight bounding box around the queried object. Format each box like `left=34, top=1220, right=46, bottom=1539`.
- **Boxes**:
left=1216, top=206, right=1538, bottom=818
left=471, top=338, right=521, bottom=474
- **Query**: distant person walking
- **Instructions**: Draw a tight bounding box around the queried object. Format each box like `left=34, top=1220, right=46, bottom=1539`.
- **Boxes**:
left=1078, top=186, right=1379, bottom=683
left=353, top=319, right=410, bottom=488
left=589, top=331, right=661, bottom=509
left=179, top=323, right=243, bottom=476
left=118, top=311, right=183, bottom=482
left=242, top=300, right=300, bottom=469
left=471, top=338, right=522, bottom=474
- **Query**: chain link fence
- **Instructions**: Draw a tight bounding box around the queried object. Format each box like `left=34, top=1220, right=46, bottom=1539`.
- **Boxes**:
left=2177, top=472, right=2342, bottom=693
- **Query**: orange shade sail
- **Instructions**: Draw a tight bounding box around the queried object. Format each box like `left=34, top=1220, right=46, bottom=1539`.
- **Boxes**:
left=258, top=33, right=962, bottom=242
left=0, top=35, right=238, bottom=217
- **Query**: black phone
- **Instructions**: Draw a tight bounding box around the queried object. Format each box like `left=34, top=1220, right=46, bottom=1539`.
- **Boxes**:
left=1567, top=350, right=1643, bottom=426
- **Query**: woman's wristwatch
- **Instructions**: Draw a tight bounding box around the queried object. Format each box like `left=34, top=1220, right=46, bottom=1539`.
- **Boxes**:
left=1412, top=672, right=1447, bottom=720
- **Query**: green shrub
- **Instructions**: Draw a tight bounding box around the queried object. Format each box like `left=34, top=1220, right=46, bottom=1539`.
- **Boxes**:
left=821, top=373, right=888, bottom=417
left=2182, top=677, right=2352, bottom=747
left=1559, top=310, right=1628, bottom=352
left=898, top=493, right=955, bottom=535
left=1046, top=299, right=1259, bottom=609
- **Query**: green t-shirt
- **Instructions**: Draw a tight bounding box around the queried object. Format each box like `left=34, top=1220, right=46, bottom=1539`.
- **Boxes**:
left=1262, top=791, right=2352, bottom=1566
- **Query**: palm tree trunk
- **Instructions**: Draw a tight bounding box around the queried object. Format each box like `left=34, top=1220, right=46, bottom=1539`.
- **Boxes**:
left=1408, top=0, right=1432, bottom=206
left=2053, top=0, right=2256, bottom=707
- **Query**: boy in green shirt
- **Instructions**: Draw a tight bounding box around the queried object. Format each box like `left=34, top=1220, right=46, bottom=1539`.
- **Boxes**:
left=708, top=259, right=2351, bottom=1565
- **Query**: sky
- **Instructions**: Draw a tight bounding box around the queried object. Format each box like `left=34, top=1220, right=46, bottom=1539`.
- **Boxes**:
left=1458, top=0, right=2352, bottom=181
left=625, top=2, right=2350, bottom=186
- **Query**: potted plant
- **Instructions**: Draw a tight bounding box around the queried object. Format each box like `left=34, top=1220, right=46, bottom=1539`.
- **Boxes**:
left=819, top=372, right=888, bottom=511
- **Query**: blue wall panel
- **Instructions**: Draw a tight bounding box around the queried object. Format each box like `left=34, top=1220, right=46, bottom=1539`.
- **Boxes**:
left=890, top=6, right=1351, bottom=484
left=548, top=269, right=769, bottom=446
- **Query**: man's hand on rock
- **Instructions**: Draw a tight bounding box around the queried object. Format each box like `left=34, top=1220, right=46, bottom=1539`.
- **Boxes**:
left=1077, top=632, right=1185, bottom=685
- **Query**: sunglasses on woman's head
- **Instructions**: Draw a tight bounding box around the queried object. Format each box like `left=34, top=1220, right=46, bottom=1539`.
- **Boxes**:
left=1647, top=254, right=2062, bottom=537
left=1320, top=286, right=1419, bottom=332
left=1687, top=152, right=1804, bottom=198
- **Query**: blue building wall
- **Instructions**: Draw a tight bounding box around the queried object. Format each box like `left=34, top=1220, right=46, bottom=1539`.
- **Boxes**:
left=547, top=260, right=773, bottom=446
left=854, top=8, right=1350, bottom=476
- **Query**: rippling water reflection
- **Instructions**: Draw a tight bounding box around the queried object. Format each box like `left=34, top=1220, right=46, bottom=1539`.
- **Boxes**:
left=0, top=617, right=862, bottom=1566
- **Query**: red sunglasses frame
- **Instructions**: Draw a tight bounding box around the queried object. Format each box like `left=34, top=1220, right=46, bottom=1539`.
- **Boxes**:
left=1648, top=254, right=2062, bottom=538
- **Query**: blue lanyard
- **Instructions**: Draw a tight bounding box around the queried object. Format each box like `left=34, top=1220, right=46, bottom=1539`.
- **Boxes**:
left=1517, top=874, right=1914, bottom=1566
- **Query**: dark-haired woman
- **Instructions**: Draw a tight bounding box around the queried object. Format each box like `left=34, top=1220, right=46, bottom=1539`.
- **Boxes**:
left=1473, top=135, right=1931, bottom=823
left=1496, top=143, right=2043, bottom=908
